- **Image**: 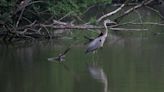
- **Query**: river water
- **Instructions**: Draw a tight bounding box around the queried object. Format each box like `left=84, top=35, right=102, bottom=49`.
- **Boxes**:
left=1, top=30, right=164, bottom=92
left=1, top=6, right=164, bottom=92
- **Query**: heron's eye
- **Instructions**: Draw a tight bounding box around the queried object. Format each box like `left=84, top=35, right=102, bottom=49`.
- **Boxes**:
left=99, top=39, right=101, bottom=42
left=106, top=23, right=111, bottom=26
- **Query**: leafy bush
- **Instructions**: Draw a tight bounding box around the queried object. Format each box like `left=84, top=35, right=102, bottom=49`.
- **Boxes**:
left=48, top=0, right=112, bottom=17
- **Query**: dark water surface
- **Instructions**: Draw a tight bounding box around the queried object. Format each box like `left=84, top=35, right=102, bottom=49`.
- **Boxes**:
left=0, top=33, right=164, bottom=92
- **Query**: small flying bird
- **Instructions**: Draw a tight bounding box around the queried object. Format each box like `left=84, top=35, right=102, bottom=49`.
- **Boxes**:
left=48, top=47, right=71, bottom=62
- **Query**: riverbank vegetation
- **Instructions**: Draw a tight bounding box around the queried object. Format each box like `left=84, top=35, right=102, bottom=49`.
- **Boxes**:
left=0, top=0, right=164, bottom=42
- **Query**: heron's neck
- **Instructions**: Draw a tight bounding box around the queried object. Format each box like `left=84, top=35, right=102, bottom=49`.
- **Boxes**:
left=104, top=25, right=108, bottom=37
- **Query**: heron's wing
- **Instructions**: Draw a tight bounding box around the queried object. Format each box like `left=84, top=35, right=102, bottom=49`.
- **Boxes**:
left=86, top=37, right=102, bottom=53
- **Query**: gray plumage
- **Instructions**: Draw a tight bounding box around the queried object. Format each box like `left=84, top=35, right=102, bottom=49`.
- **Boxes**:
left=85, top=19, right=115, bottom=53
left=85, top=36, right=103, bottom=53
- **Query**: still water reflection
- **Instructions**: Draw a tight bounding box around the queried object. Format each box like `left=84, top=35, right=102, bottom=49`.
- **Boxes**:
left=0, top=34, right=164, bottom=92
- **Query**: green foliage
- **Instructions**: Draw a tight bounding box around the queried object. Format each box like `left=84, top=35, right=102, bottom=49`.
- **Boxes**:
left=48, top=0, right=112, bottom=17
left=0, top=0, right=112, bottom=24
left=89, top=17, right=97, bottom=24
left=0, top=0, right=14, bottom=23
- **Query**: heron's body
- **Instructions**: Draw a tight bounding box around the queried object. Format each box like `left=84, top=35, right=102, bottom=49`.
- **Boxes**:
left=86, top=19, right=114, bottom=53
left=86, top=36, right=103, bottom=53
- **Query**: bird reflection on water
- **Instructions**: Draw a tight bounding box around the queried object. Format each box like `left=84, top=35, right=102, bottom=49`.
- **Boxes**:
left=87, top=63, right=109, bottom=92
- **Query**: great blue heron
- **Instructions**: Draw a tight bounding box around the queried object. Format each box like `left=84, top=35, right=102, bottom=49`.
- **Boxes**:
left=48, top=47, right=71, bottom=62
left=85, top=19, right=116, bottom=53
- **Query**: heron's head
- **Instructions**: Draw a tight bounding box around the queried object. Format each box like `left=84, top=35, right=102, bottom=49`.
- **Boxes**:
left=103, top=19, right=116, bottom=27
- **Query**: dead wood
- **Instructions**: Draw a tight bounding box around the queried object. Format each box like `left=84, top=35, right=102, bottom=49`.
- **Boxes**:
left=114, top=0, right=155, bottom=22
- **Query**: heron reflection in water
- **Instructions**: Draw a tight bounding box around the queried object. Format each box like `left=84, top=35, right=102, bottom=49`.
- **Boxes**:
left=85, top=19, right=116, bottom=53
left=87, top=63, right=109, bottom=92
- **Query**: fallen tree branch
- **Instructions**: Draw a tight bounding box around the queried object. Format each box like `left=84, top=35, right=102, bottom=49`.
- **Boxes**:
left=126, top=22, right=164, bottom=26
left=97, top=4, right=125, bottom=23
left=134, top=10, right=143, bottom=23
left=16, top=23, right=148, bottom=31
left=111, top=22, right=164, bottom=28
left=114, top=0, right=155, bottom=22
left=97, top=0, right=130, bottom=23
left=15, top=0, right=31, bottom=14
left=109, top=28, right=148, bottom=31
left=58, top=11, right=73, bottom=21
left=1, top=21, right=152, bottom=41
left=145, top=6, right=164, bottom=19
left=42, top=24, right=51, bottom=39
left=18, top=24, right=102, bottom=30
left=16, top=7, right=26, bottom=27
left=53, top=20, right=69, bottom=25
